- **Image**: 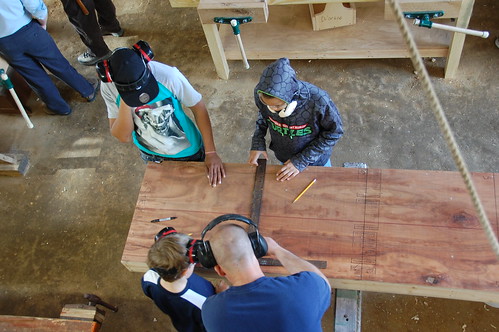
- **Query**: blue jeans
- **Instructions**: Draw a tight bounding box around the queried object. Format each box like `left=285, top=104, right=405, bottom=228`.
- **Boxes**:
left=139, top=148, right=205, bottom=164
left=0, top=20, right=93, bottom=113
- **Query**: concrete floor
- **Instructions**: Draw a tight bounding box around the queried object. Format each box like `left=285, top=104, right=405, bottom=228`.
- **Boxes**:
left=0, top=0, right=498, bottom=331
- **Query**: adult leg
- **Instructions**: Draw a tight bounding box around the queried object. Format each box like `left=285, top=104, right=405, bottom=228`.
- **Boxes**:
left=60, top=0, right=110, bottom=58
left=94, top=0, right=122, bottom=34
left=22, top=22, right=94, bottom=99
left=0, top=23, right=71, bottom=114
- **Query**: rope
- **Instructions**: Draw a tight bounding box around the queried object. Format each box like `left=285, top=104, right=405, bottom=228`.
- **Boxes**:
left=387, top=0, right=499, bottom=260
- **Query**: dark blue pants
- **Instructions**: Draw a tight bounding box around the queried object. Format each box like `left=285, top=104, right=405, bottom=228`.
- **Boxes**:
left=0, top=20, right=93, bottom=114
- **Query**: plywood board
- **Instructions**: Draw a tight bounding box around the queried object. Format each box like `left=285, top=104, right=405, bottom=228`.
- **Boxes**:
left=121, top=162, right=499, bottom=302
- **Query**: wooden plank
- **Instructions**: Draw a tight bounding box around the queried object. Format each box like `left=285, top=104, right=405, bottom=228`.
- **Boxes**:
left=171, top=0, right=378, bottom=8
left=0, top=315, right=98, bottom=332
left=0, top=153, right=16, bottom=164
left=60, top=304, right=105, bottom=324
left=198, top=0, right=268, bottom=24
left=121, top=162, right=499, bottom=302
left=218, top=3, right=451, bottom=60
left=334, top=289, right=362, bottom=332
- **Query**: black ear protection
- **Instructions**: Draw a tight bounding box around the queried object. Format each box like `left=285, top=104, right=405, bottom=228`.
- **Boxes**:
left=96, top=40, right=154, bottom=88
left=194, top=214, right=268, bottom=269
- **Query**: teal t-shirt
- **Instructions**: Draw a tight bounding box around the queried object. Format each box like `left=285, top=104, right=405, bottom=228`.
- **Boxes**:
left=122, top=83, right=202, bottom=158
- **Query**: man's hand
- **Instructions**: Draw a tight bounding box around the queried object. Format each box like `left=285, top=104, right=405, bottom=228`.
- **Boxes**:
left=276, top=160, right=300, bottom=181
left=263, top=236, right=330, bottom=288
left=205, top=152, right=225, bottom=187
left=248, top=150, right=268, bottom=166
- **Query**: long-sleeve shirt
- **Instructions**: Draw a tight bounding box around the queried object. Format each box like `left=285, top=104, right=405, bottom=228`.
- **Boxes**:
left=0, top=0, right=48, bottom=38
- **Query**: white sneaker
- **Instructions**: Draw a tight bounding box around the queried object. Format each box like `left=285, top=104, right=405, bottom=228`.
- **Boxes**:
left=77, top=50, right=112, bottom=66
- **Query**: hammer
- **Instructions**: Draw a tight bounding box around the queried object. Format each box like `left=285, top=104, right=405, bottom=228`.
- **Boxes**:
left=214, top=17, right=252, bottom=69
left=75, top=0, right=90, bottom=15
left=84, top=293, right=118, bottom=312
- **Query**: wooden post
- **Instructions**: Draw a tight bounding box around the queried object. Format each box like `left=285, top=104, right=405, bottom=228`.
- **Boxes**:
left=444, top=0, right=475, bottom=78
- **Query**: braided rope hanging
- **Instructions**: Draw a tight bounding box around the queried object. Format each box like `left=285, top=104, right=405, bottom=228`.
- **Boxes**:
left=387, top=0, right=499, bottom=260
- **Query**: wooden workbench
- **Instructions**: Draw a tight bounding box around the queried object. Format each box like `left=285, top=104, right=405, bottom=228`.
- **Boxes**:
left=175, top=0, right=475, bottom=79
left=121, top=162, right=499, bottom=303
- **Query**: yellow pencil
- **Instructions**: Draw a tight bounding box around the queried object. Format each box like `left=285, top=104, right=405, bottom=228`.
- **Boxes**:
left=293, top=178, right=317, bottom=203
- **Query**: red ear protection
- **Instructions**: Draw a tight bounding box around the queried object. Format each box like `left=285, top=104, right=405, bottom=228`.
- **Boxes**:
left=95, top=40, right=154, bottom=83
left=133, top=40, right=154, bottom=63
left=154, top=227, right=178, bottom=242
left=96, top=59, right=113, bottom=83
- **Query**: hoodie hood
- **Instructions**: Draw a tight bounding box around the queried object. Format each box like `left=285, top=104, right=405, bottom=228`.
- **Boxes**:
left=255, top=58, right=299, bottom=104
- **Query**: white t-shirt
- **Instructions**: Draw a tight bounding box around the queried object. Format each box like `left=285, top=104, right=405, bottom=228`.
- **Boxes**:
left=100, top=61, right=202, bottom=119
left=100, top=61, right=204, bottom=157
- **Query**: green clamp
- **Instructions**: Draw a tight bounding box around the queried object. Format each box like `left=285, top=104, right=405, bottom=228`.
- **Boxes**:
left=213, top=17, right=253, bottom=35
left=403, top=11, right=444, bottom=29
left=0, top=69, right=14, bottom=89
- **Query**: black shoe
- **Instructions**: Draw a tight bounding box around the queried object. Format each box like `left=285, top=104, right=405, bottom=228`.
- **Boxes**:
left=86, top=79, right=101, bottom=102
left=45, top=108, right=72, bottom=116
left=101, top=27, right=124, bottom=37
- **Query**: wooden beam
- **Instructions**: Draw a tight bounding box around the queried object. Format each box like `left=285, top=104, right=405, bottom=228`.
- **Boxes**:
left=121, top=162, right=499, bottom=302
left=444, top=0, right=475, bottom=78
left=0, top=315, right=98, bottom=332
left=201, top=23, right=230, bottom=80
left=198, top=0, right=268, bottom=25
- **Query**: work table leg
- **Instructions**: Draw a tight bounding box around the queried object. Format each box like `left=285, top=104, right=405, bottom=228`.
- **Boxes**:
left=445, top=0, right=475, bottom=78
left=201, top=23, right=230, bottom=80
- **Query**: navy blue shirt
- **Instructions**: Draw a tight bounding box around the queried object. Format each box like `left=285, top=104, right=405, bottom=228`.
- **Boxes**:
left=202, top=271, right=331, bottom=332
left=142, top=270, right=216, bottom=332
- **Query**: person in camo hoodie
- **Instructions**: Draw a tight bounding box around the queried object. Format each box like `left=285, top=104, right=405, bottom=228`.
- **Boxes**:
left=248, top=58, right=344, bottom=181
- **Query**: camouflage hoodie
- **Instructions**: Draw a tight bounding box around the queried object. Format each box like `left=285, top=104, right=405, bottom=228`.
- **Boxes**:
left=251, top=58, right=343, bottom=171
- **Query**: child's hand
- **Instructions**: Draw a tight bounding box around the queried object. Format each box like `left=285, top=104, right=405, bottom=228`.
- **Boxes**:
left=276, top=161, right=299, bottom=181
left=248, top=150, right=268, bottom=166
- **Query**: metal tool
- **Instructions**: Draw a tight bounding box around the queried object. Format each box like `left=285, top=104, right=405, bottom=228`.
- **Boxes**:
left=404, top=11, right=489, bottom=38
left=84, top=293, right=118, bottom=312
left=150, top=216, right=177, bottom=223
left=250, top=158, right=266, bottom=229
left=0, top=69, right=34, bottom=129
left=214, top=17, right=252, bottom=69
left=249, top=159, right=328, bottom=269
